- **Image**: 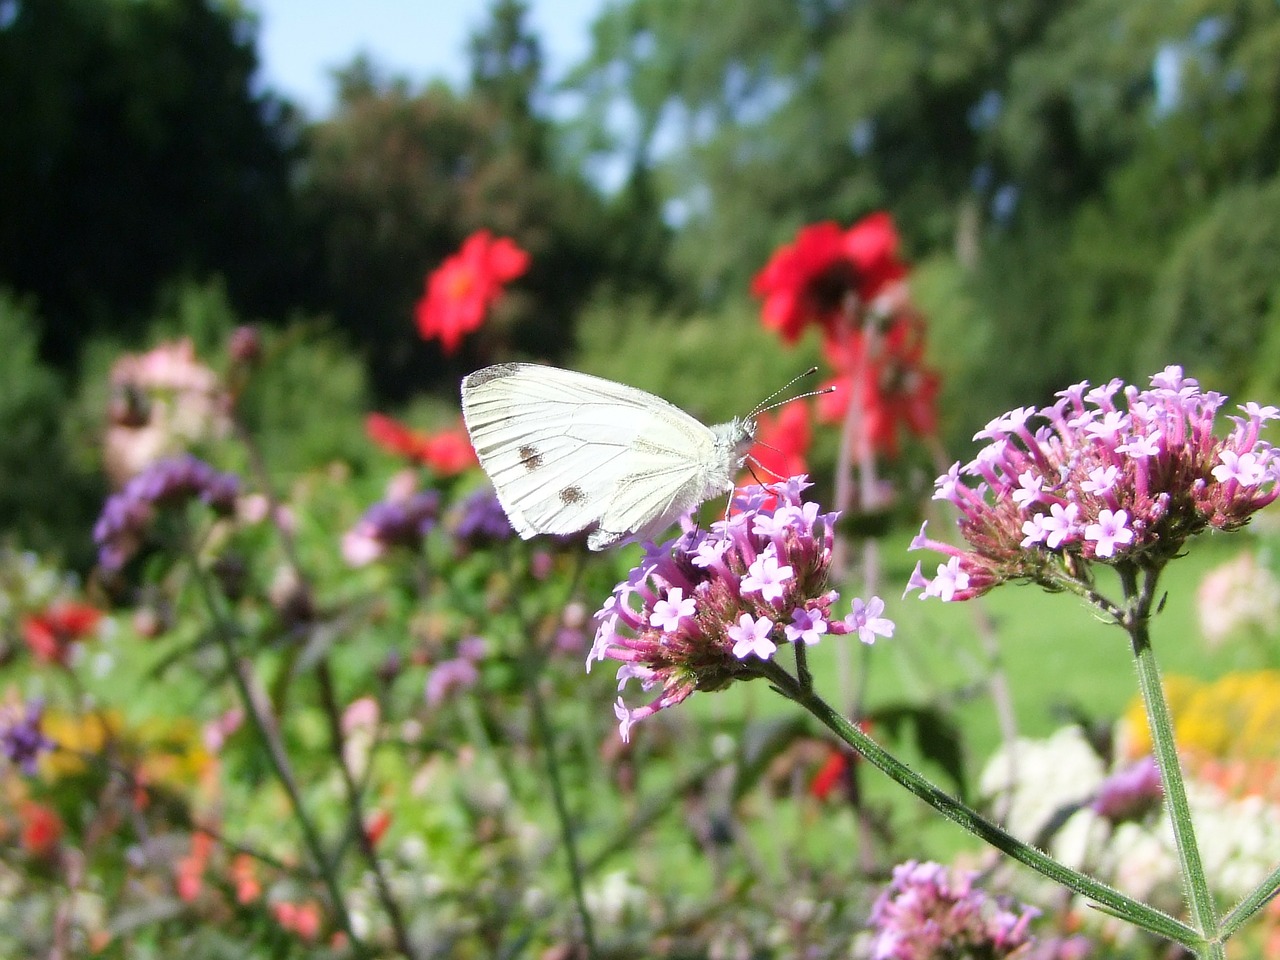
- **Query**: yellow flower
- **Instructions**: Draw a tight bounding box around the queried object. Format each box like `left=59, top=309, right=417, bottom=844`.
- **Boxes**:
left=39, top=709, right=211, bottom=791
left=1121, top=670, right=1280, bottom=797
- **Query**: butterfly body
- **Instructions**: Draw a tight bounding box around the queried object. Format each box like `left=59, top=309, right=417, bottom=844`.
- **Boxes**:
left=461, top=363, right=756, bottom=550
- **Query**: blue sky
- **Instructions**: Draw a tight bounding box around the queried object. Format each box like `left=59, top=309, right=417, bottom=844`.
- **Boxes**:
left=248, top=0, right=608, bottom=117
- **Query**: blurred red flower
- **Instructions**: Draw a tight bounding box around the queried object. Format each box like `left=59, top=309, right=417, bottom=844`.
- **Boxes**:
left=365, top=414, right=477, bottom=474
left=751, top=213, right=908, bottom=342
left=19, top=801, right=62, bottom=856
left=22, top=602, right=103, bottom=665
left=230, top=853, right=261, bottom=904
left=817, top=315, right=939, bottom=459
left=748, top=400, right=812, bottom=481
left=175, top=830, right=213, bottom=902
left=751, top=222, right=852, bottom=342
left=414, top=230, right=530, bottom=354
left=274, top=900, right=322, bottom=942
left=364, top=808, right=392, bottom=848
left=843, top=211, right=907, bottom=303
left=809, top=748, right=850, bottom=800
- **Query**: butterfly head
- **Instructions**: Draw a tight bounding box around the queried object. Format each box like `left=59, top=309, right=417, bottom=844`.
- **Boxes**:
left=712, top=417, right=757, bottom=469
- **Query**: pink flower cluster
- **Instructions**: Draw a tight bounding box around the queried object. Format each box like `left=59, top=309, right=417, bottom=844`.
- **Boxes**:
left=869, top=860, right=1038, bottom=960
left=587, top=478, right=894, bottom=741
left=909, top=367, right=1280, bottom=602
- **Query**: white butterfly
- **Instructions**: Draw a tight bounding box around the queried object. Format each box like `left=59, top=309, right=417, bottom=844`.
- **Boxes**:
left=461, top=363, right=758, bottom=551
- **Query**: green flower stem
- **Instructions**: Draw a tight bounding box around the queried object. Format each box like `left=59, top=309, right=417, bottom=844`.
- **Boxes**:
left=520, top=557, right=597, bottom=958
left=793, top=636, right=814, bottom=693
left=186, top=548, right=366, bottom=956
left=1118, top=562, right=1222, bottom=959
left=1221, top=863, right=1280, bottom=940
left=524, top=641, right=598, bottom=959
left=317, top=662, right=419, bottom=960
left=757, top=659, right=1205, bottom=952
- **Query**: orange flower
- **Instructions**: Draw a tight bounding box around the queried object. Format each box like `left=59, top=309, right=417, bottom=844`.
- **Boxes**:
left=230, top=853, right=261, bottom=904
left=19, top=801, right=62, bottom=856
left=414, top=230, right=530, bottom=354
left=21, top=602, right=102, bottom=665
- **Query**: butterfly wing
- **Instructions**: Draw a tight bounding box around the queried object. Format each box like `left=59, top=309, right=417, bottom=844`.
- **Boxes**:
left=461, top=363, right=720, bottom=548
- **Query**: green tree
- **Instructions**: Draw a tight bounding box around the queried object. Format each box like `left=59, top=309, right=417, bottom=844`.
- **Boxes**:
left=297, top=4, right=617, bottom=400
left=0, top=0, right=302, bottom=369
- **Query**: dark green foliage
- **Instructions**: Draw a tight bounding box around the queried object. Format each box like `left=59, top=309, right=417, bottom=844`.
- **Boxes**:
left=295, top=2, right=621, bottom=401
left=0, top=294, right=103, bottom=562
left=0, top=0, right=302, bottom=368
left=1147, top=176, right=1280, bottom=398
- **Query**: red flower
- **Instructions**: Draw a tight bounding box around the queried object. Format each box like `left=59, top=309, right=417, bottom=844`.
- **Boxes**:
left=817, top=315, right=938, bottom=459
left=366, top=414, right=478, bottom=475
left=810, top=749, right=850, bottom=800
left=843, top=211, right=907, bottom=303
left=175, top=830, right=213, bottom=902
left=748, top=400, right=812, bottom=481
left=22, top=602, right=103, bottom=665
left=364, top=808, right=392, bottom=848
left=418, top=425, right=478, bottom=474
left=274, top=900, right=322, bottom=942
left=751, top=213, right=909, bottom=342
left=414, top=230, right=530, bottom=354
left=230, top=853, right=262, bottom=904
left=19, top=801, right=62, bottom=856
left=751, top=222, right=854, bottom=342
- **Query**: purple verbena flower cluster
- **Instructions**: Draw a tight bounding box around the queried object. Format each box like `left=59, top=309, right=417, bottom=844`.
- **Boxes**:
left=0, top=699, right=55, bottom=776
left=343, top=490, right=441, bottom=566
left=454, top=487, right=514, bottom=546
left=94, top=455, right=241, bottom=570
left=869, top=860, right=1039, bottom=960
left=909, top=367, right=1280, bottom=601
left=587, top=478, right=894, bottom=741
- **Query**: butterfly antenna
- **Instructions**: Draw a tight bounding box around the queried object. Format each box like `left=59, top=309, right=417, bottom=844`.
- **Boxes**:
left=745, top=454, right=785, bottom=482
left=747, top=367, right=838, bottom=419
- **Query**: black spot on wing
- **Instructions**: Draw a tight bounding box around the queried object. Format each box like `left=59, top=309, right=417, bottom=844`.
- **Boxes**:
left=560, top=485, right=586, bottom=505
left=462, top=363, right=522, bottom=389
left=519, top=444, right=543, bottom=472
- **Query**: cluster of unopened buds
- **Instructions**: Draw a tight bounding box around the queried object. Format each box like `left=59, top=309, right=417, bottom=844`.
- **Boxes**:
left=587, top=478, right=894, bottom=741
left=909, top=367, right=1280, bottom=602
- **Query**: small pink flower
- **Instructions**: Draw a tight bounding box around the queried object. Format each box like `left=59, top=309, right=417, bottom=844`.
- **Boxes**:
left=650, top=588, right=696, bottom=632
left=729, top=614, right=777, bottom=660
left=843, top=597, right=895, bottom=644
left=1084, top=508, right=1134, bottom=558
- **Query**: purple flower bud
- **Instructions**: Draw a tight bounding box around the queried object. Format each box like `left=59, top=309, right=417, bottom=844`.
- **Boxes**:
left=342, top=490, right=440, bottom=566
left=425, top=657, right=479, bottom=707
left=1090, top=755, right=1163, bottom=822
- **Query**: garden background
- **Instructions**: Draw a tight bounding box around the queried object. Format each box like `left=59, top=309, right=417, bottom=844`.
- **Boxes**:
left=4, top=0, right=1280, bottom=957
